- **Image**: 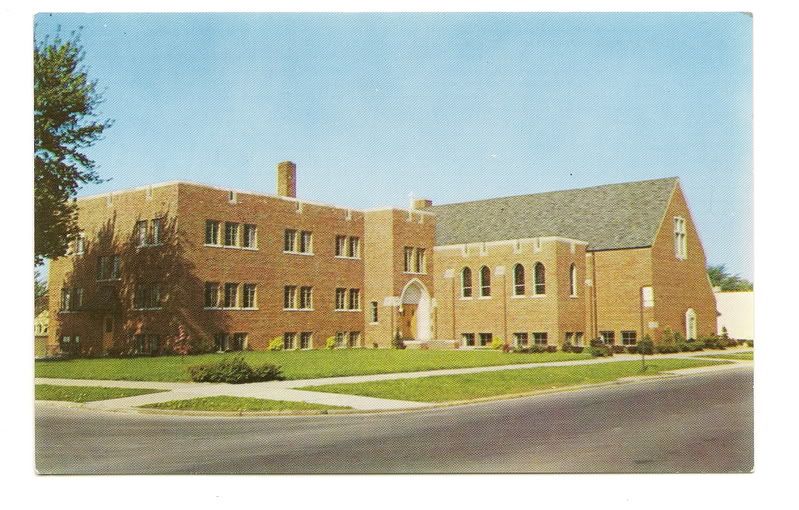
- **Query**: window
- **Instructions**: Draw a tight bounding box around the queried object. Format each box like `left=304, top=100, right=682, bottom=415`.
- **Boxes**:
left=574, top=332, right=584, bottom=346
left=60, top=288, right=71, bottom=311
left=479, top=266, right=491, bottom=297
left=150, top=218, right=162, bottom=245
left=206, top=220, right=220, bottom=245
left=599, top=331, right=615, bottom=345
left=284, top=229, right=297, bottom=252
left=569, top=264, right=578, bottom=297
left=97, top=255, right=120, bottom=280
left=284, top=286, right=297, bottom=310
left=349, top=289, right=360, bottom=310
left=283, top=332, right=297, bottom=350
left=224, top=222, right=239, bottom=247
left=642, top=286, right=655, bottom=308
left=370, top=301, right=379, bottom=323
left=461, top=267, right=473, bottom=297
left=513, top=332, right=529, bottom=347
left=622, top=331, right=637, bottom=346
left=204, top=283, right=219, bottom=308
left=403, top=247, right=413, bottom=272
left=479, top=333, right=493, bottom=346
left=136, top=220, right=148, bottom=247
left=349, top=331, right=361, bottom=348
left=534, top=262, right=546, bottom=295
left=134, top=334, right=160, bottom=355
left=111, top=256, right=121, bottom=279
left=300, top=332, right=313, bottom=350
left=214, top=333, right=226, bottom=352
left=299, top=286, right=313, bottom=309
left=564, top=332, right=574, bottom=346
left=243, top=283, right=257, bottom=309
left=686, top=308, right=697, bottom=340
left=348, top=237, right=360, bottom=258
left=335, top=235, right=346, bottom=257
left=224, top=283, right=239, bottom=308
left=335, top=288, right=347, bottom=310
left=533, top=332, right=548, bottom=345
left=299, top=231, right=313, bottom=253
left=231, top=333, right=247, bottom=351
left=228, top=190, right=237, bottom=204
left=133, top=284, right=161, bottom=310
left=462, top=333, right=475, bottom=347
left=513, top=263, right=525, bottom=296
left=414, top=248, right=426, bottom=273
left=335, top=331, right=346, bottom=348
left=674, top=217, right=687, bottom=259
left=74, top=232, right=85, bottom=255
left=243, top=224, right=257, bottom=248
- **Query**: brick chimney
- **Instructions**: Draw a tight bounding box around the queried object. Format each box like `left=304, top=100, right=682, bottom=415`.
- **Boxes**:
left=411, top=198, right=433, bottom=210
left=277, top=161, right=297, bottom=198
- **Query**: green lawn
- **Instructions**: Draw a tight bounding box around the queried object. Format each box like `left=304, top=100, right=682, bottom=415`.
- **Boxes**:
left=35, top=384, right=167, bottom=403
left=141, top=396, right=349, bottom=412
left=34, top=349, right=592, bottom=382
left=301, top=358, right=730, bottom=403
left=698, top=351, right=753, bottom=361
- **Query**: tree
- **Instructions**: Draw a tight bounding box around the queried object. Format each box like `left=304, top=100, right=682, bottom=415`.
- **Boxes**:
left=707, top=264, right=753, bottom=291
left=34, top=28, right=112, bottom=266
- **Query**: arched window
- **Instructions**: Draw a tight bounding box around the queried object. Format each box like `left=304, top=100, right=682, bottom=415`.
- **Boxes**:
left=686, top=308, right=697, bottom=340
left=569, top=263, right=578, bottom=297
left=534, top=262, right=545, bottom=295
left=461, top=267, right=472, bottom=298
left=513, top=263, right=525, bottom=296
left=480, top=266, right=491, bottom=297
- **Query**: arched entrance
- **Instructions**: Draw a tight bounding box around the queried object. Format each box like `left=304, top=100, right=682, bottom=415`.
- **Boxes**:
left=399, top=279, right=432, bottom=341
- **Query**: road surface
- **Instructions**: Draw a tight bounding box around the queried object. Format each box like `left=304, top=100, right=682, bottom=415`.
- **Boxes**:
left=35, top=365, right=753, bottom=474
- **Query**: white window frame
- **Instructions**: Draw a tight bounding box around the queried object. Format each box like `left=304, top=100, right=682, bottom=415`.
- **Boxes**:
left=674, top=216, right=688, bottom=260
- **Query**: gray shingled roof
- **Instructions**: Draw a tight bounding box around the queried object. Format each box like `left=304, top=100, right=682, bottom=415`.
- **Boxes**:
left=426, top=177, right=678, bottom=251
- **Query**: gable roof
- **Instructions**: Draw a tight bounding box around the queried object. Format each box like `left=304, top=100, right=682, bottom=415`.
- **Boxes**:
left=426, top=177, right=678, bottom=251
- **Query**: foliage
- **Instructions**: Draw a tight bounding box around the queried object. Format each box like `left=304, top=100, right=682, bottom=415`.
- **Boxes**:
left=34, top=28, right=113, bottom=265
left=268, top=337, right=284, bottom=351
left=171, top=323, right=191, bottom=356
left=638, top=335, right=655, bottom=371
left=491, top=336, right=506, bottom=350
left=186, top=356, right=284, bottom=384
left=612, top=345, right=626, bottom=354
left=707, top=264, right=753, bottom=291
left=625, top=345, right=638, bottom=354
left=392, top=330, right=406, bottom=350
left=590, top=345, right=613, bottom=357
left=701, top=334, right=726, bottom=350
left=326, top=336, right=337, bottom=350
left=142, top=396, right=348, bottom=412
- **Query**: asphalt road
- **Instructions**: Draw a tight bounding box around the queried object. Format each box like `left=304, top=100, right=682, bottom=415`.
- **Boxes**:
left=35, top=365, right=753, bottom=474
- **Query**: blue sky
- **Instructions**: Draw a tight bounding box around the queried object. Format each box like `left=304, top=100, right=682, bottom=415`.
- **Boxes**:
left=35, top=12, right=752, bottom=279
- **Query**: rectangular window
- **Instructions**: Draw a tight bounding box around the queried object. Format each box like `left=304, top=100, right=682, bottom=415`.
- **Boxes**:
left=574, top=332, right=584, bottom=347
left=348, top=289, right=360, bottom=310
left=74, top=232, right=85, bottom=255
left=348, top=237, right=360, bottom=258
left=204, top=283, right=219, bottom=308
left=224, top=283, right=239, bottom=308
left=242, top=283, right=257, bottom=309
left=335, top=331, right=346, bottom=348
left=599, top=331, right=615, bottom=345
left=284, top=285, right=297, bottom=310
left=513, top=332, right=529, bottom=347
left=533, top=332, right=548, bottom=345
left=403, top=247, right=413, bottom=272
left=370, top=301, right=379, bottom=323
left=283, top=332, right=296, bottom=350
left=462, top=333, right=476, bottom=347
left=300, top=332, right=313, bottom=350
left=284, top=229, right=297, bottom=252
left=231, top=333, right=247, bottom=351
left=622, top=331, right=638, bottom=346
left=206, top=220, right=220, bottom=245
left=60, top=288, right=71, bottom=311
left=674, top=217, right=687, bottom=259
left=150, top=218, right=162, bottom=245
left=243, top=224, right=257, bottom=248
left=335, top=235, right=346, bottom=257
left=349, top=331, right=361, bottom=348
left=300, top=231, right=313, bottom=253
left=335, top=288, right=347, bottom=310
left=478, top=333, right=493, bottom=347
left=415, top=248, right=426, bottom=273
left=135, top=284, right=160, bottom=309
left=564, top=332, right=574, bottom=345
left=111, top=256, right=121, bottom=279
left=74, top=288, right=83, bottom=309
left=136, top=220, right=148, bottom=247
left=224, top=222, right=239, bottom=247
left=214, top=333, right=227, bottom=352
left=299, top=286, right=313, bottom=309
left=97, top=256, right=110, bottom=280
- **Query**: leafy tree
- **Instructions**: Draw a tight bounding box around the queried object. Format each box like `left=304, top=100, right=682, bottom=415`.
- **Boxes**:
left=34, top=28, right=112, bottom=265
left=707, top=264, right=753, bottom=291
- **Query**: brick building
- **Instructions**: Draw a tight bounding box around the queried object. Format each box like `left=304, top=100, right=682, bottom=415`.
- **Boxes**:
left=46, top=162, right=716, bottom=356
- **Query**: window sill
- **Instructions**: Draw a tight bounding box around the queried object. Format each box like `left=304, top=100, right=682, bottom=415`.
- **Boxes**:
left=205, top=307, right=259, bottom=311
left=335, top=309, right=362, bottom=312
left=204, top=244, right=258, bottom=251
left=459, top=296, right=473, bottom=300
left=570, top=295, right=579, bottom=299
left=132, top=307, right=163, bottom=311
left=283, top=308, right=315, bottom=312
left=369, top=321, right=379, bottom=325
left=510, top=294, right=526, bottom=299
left=284, top=251, right=314, bottom=256
left=531, top=294, right=547, bottom=299
left=403, top=271, right=428, bottom=275
left=334, top=255, right=362, bottom=260
left=478, top=296, right=492, bottom=300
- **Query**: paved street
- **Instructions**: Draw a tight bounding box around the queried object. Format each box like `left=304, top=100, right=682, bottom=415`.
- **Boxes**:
left=35, top=365, right=753, bottom=474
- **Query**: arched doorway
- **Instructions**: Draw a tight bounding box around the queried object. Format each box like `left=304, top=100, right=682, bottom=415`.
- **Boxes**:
left=399, top=279, right=432, bottom=341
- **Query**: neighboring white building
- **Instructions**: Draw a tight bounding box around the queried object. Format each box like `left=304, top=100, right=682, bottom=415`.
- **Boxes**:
left=714, top=290, right=753, bottom=341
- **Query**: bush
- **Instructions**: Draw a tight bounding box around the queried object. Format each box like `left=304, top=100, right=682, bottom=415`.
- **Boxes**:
left=561, top=342, right=573, bottom=353
left=391, top=331, right=406, bottom=350
left=571, top=346, right=584, bottom=354
left=187, top=356, right=284, bottom=384
left=625, top=345, right=638, bottom=354
left=702, top=335, right=726, bottom=350
left=745, top=340, right=753, bottom=348
left=530, top=344, right=547, bottom=353
left=326, top=336, right=337, bottom=350
left=612, top=345, right=626, bottom=354
left=638, top=336, right=655, bottom=356
left=491, top=337, right=505, bottom=350
left=546, top=345, right=558, bottom=353
left=268, top=337, right=284, bottom=351
left=590, top=345, right=612, bottom=357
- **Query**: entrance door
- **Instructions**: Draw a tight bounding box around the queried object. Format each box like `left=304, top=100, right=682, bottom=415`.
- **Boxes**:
left=400, top=304, right=418, bottom=340
left=102, top=316, right=114, bottom=351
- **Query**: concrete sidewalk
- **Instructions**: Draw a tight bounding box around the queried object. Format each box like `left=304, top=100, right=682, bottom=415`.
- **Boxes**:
left=34, top=348, right=752, bottom=412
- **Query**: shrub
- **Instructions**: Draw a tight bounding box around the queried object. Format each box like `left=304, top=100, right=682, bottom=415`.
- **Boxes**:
left=513, top=347, right=530, bottom=354
left=561, top=341, right=573, bottom=353
left=491, top=337, right=505, bottom=350
left=546, top=345, right=558, bottom=353
left=326, top=336, right=337, bottom=350
left=702, top=335, right=726, bottom=350
left=391, top=331, right=406, bottom=350
left=745, top=340, right=753, bottom=348
left=612, top=345, right=626, bottom=354
left=187, top=356, right=284, bottom=384
left=590, top=346, right=612, bottom=357
left=530, top=344, right=547, bottom=354
left=372, top=343, right=379, bottom=349
left=655, top=344, right=680, bottom=354
left=268, top=337, right=284, bottom=351
left=571, top=346, right=584, bottom=354
left=638, top=336, right=655, bottom=356
left=625, top=345, right=638, bottom=354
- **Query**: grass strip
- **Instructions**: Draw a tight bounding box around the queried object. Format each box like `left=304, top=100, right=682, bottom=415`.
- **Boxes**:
left=697, top=352, right=753, bottom=361
left=35, top=384, right=167, bottom=403
left=141, top=396, right=350, bottom=412
left=301, top=358, right=730, bottom=403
